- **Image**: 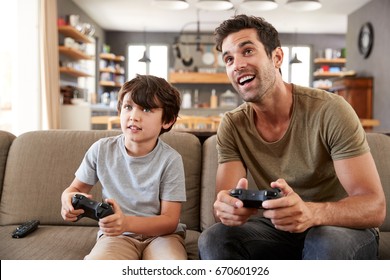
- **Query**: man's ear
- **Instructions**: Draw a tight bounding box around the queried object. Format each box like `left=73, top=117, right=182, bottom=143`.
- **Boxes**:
left=273, top=47, right=283, bottom=68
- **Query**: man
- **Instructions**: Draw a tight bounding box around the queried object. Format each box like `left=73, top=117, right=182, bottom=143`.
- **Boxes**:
left=198, top=15, right=385, bottom=259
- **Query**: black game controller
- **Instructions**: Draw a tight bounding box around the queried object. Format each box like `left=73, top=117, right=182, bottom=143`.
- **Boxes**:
left=230, top=189, right=282, bottom=208
left=71, top=194, right=114, bottom=221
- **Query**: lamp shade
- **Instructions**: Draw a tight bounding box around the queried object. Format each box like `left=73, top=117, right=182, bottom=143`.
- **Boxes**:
left=152, top=0, right=189, bottom=10
left=196, top=0, right=233, bottom=11
left=286, top=0, right=322, bottom=11
left=289, top=53, right=302, bottom=64
left=138, top=51, right=151, bottom=63
left=240, top=0, right=278, bottom=11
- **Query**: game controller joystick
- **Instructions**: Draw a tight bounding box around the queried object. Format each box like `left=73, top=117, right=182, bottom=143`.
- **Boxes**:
left=230, top=188, right=281, bottom=208
left=71, top=194, right=114, bottom=221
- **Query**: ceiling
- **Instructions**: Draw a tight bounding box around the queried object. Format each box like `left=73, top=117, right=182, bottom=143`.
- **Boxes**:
left=72, top=0, right=371, bottom=34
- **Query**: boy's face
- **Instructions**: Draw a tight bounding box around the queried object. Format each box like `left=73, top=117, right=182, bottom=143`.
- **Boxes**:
left=120, top=92, right=172, bottom=150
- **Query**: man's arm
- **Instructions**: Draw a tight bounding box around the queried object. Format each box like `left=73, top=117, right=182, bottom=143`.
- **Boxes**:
left=262, top=152, right=386, bottom=232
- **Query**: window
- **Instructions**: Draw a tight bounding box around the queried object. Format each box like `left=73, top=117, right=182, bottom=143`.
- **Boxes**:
left=0, top=0, right=40, bottom=135
left=127, top=45, right=168, bottom=80
left=281, top=46, right=311, bottom=87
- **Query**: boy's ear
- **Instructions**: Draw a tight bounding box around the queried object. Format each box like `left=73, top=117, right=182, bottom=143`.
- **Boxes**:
left=162, top=118, right=175, bottom=130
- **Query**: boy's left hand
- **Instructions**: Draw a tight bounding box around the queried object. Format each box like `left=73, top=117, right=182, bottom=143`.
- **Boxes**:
left=98, top=198, right=125, bottom=236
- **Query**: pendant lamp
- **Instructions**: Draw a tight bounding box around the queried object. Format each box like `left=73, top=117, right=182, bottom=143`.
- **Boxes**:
left=139, top=30, right=151, bottom=63
left=289, top=53, right=302, bottom=64
left=290, top=30, right=302, bottom=64
left=152, top=0, right=189, bottom=10
left=240, top=0, right=278, bottom=11
left=196, top=0, right=233, bottom=11
left=285, top=0, right=322, bottom=11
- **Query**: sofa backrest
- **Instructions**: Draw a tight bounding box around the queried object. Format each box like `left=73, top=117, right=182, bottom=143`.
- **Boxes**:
left=366, top=133, right=390, bottom=231
left=0, top=130, right=202, bottom=232
left=201, top=133, right=390, bottom=232
left=0, top=130, right=16, bottom=200
left=201, top=135, right=256, bottom=231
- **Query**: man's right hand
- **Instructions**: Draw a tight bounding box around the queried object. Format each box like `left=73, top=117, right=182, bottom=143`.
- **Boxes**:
left=214, top=178, right=258, bottom=226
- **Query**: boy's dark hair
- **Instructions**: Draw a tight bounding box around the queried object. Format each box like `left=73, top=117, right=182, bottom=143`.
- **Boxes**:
left=117, top=74, right=181, bottom=134
left=214, top=14, right=281, bottom=59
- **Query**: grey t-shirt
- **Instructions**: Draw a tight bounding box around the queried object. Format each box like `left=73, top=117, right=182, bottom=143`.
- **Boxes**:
left=75, top=134, right=186, bottom=233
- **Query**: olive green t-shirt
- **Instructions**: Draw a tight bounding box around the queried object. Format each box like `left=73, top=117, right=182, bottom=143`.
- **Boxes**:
left=217, top=84, right=369, bottom=202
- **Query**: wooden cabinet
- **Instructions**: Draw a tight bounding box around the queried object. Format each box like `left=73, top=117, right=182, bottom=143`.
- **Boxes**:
left=330, top=77, right=373, bottom=119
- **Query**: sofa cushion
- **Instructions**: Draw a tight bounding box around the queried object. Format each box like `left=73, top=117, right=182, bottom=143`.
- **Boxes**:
left=0, top=130, right=122, bottom=227
left=200, top=135, right=257, bottom=231
left=366, top=133, right=390, bottom=231
left=0, top=224, right=200, bottom=260
left=0, top=130, right=16, bottom=199
left=0, top=225, right=98, bottom=259
left=161, top=132, right=201, bottom=231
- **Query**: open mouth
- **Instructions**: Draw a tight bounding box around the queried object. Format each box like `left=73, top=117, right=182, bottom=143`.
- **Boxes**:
left=238, top=75, right=255, bottom=86
left=129, top=125, right=142, bottom=131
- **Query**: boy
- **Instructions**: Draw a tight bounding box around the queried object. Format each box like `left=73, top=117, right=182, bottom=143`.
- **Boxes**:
left=61, top=74, right=187, bottom=260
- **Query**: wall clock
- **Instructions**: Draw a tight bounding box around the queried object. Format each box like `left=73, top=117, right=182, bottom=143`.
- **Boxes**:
left=358, top=22, right=374, bottom=59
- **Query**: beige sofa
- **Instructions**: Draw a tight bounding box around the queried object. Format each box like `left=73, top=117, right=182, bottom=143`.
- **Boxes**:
left=0, top=130, right=389, bottom=259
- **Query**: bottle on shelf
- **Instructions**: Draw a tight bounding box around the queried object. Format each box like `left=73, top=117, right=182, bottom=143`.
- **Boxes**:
left=210, top=89, right=218, bottom=108
left=194, top=89, right=199, bottom=108
left=182, top=90, right=192, bottom=109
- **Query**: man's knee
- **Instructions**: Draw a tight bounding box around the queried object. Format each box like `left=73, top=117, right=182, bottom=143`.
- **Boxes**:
left=303, top=226, right=378, bottom=259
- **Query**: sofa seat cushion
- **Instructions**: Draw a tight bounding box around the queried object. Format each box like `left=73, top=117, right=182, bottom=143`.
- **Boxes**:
left=0, top=225, right=200, bottom=260
left=0, top=225, right=98, bottom=259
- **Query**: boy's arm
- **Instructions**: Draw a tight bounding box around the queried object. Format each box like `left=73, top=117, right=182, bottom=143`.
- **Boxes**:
left=98, top=200, right=182, bottom=237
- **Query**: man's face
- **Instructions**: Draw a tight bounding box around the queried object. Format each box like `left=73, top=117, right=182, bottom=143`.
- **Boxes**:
left=221, top=28, right=279, bottom=103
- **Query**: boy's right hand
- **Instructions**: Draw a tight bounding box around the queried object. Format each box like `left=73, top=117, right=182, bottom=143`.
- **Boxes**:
left=60, top=192, right=92, bottom=222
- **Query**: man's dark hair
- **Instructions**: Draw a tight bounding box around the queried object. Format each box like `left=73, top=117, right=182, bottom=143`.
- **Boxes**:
left=214, top=14, right=281, bottom=59
left=117, top=74, right=181, bottom=134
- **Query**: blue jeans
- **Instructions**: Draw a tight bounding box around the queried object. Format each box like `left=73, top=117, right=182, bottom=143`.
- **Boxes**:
left=198, top=217, right=379, bottom=260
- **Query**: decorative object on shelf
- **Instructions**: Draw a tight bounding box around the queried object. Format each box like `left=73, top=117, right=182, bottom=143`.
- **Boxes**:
left=138, top=29, right=151, bottom=63
left=152, top=0, right=189, bottom=10
left=240, top=0, right=278, bottom=11
left=285, top=0, right=322, bottom=11
left=196, top=0, right=233, bottom=11
left=358, top=22, right=374, bottom=59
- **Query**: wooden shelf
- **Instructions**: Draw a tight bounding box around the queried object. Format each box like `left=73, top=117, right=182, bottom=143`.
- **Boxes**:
left=313, top=70, right=356, bottom=78
left=99, top=67, right=124, bottom=75
left=169, top=72, right=230, bottom=84
left=58, top=25, right=93, bottom=43
left=99, top=53, right=125, bottom=61
left=60, top=67, right=92, bottom=77
left=314, top=58, right=346, bottom=64
left=59, top=46, right=93, bottom=60
left=99, top=81, right=123, bottom=87
left=313, top=71, right=345, bottom=77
